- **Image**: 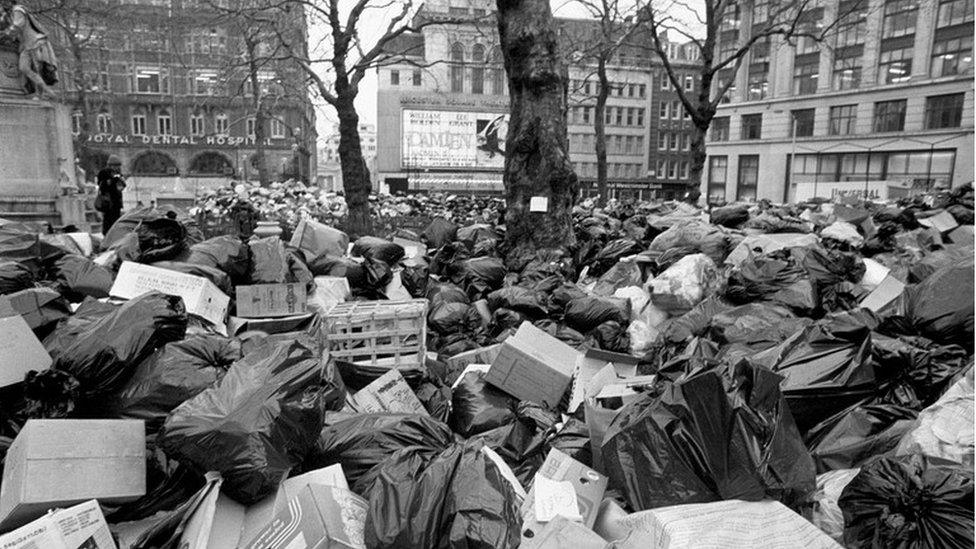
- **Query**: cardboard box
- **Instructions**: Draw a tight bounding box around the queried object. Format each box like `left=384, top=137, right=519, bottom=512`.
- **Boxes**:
left=235, top=283, right=308, bottom=318
left=860, top=275, right=906, bottom=313
left=110, top=261, right=229, bottom=327
left=349, top=369, right=428, bottom=416
left=445, top=345, right=502, bottom=374
left=520, top=449, right=608, bottom=546
left=0, top=314, right=52, bottom=388
left=0, top=420, right=145, bottom=531
left=918, top=210, right=959, bottom=234
left=0, top=288, right=71, bottom=330
left=310, top=276, right=352, bottom=314
left=521, top=516, right=607, bottom=549
left=486, top=322, right=579, bottom=407
left=290, top=218, right=349, bottom=258
left=243, top=485, right=367, bottom=549
left=0, top=500, right=116, bottom=549
left=568, top=348, right=640, bottom=413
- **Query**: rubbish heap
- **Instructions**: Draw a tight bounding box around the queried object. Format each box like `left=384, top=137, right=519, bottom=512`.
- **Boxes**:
left=0, top=184, right=972, bottom=549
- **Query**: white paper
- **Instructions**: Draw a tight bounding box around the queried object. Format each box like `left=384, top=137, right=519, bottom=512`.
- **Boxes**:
left=533, top=475, right=582, bottom=523
left=0, top=500, right=117, bottom=549
left=530, top=196, right=549, bottom=212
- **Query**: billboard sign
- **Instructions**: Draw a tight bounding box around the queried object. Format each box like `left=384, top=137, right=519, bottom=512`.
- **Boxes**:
left=402, top=109, right=508, bottom=169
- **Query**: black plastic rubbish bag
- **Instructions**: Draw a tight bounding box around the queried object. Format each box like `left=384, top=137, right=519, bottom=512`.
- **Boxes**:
left=115, top=335, right=242, bottom=432
left=248, top=237, right=290, bottom=284
left=725, top=250, right=819, bottom=315
left=352, top=236, right=405, bottom=265
left=750, top=310, right=879, bottom=433
left=0, top=225, right=67, bottom=275
left=459, top=257, right=507, bottom=300
left=185, top=235, right=251, bottom=284
left=588, top=238, right=643, bottom=277
left=710, top=205, right=751, bottom=228
left=0, top=260, right=34, bottom=295
left=363, top=438, right=522, bottom=549
left=474, top=402, right=559, bottom=486
left=137, top=218, right=188, bottom=263
left=564, top=296, right=630, bottom=333
left=401, top=257, right=430, bottom=298
left=456, top=224, right=500, bottom=250
left=838, top=454, right=974, bottom=549
left=430, top=242, right=470, bottom=278
left=533, top=319, right=586, bottom=347
left=428, top=302, right=483, bottom=336
left=414, top=381, right=452, bottom=424
left=602, top=359, right=815, bottom=511
left=311, top=413, right=456, bottom=493
left=42, top=299, right=120, bottom=362
left=423, top=218, right=459, bottom=249
left=904, top=260, right=974, bottom=347
left=53, top=292, right=188, bottom=403
left=588, top=320, right=631, bottom=353
left=591, top=259, right=642, bottom=297
left=159, top=336, right=345, bottom=504
left=708, top=303, right=812, bottom=350
left=54, top=255, right=113, bottom=301
left=487, top=286, right=548, bottom=318
left=805, top=403, right=918, bottom=473
left=449, top=370, right=518, bottom=438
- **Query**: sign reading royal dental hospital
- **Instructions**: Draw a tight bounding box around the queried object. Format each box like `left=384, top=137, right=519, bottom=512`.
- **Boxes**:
left=401, top=109, right=508, bottom=170
left=86, top=133, right=279, bottom=148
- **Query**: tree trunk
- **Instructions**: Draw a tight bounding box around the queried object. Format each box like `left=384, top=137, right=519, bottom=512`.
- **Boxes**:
left=336, top=94, right=373, bottom=237
left=245, top=39, right=270, bottom=186
left=689, top=124, right=707, bottom=197
left=496, top=0, right=577, bottom=255
left=594, top=57, right=609, bottom=207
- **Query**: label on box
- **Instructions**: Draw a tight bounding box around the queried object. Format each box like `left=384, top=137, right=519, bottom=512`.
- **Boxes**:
left=111, top=262, right=229, bottom=326
left=236, top=284, right=308, bottom=318
left=349, top=370, right=428, bottom=416
left=0, top=500, right=116, bottom=549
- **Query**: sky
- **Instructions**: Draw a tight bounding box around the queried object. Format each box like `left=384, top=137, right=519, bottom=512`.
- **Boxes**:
left=308, top=0, right=705, bottom=145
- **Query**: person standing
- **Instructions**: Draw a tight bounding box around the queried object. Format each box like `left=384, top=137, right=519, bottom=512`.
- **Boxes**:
left=0, top=0, right=59, bottom=100
left=96, top=155, right=126, bottom=235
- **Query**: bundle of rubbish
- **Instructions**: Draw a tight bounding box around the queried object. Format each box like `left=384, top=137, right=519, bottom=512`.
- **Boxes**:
left=0, top=184, right=971, bottom=549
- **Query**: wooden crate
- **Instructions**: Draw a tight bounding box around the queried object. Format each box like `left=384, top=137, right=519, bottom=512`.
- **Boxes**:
left=322, top=299, right=428, bottom=372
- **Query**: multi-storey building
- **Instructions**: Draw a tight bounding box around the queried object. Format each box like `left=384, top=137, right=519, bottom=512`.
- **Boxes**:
left=375, top=0, right=700, bottom=200
left=704, top=0, right=974, bottom=204
left=317, top=123, right=377, bottom=192
left=50, top=0, right=317, bottom=207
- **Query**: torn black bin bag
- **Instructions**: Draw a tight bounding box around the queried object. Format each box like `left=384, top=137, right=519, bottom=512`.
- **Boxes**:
left=449, top=370, right=518, bottom=438
left=429, top=242, right=470, bottom=278
left=474, top=402, right=560, bottom=487
left=52, top=292, right=188, bottom=407
left=588, top=238, right=643, bottom=277
left=362, top=438, right=522, bottom=549
left=352, top=236, right=405, bottom=266
left=749, top=310, right=879, bottom=434
left=310, top=413, right=456, bottom=493
left=158, top=336, right=345, bottom=504
left=804, top=403, right=918, bottom=474
left=870, top=333, right=971, bottom=409
left=839, top=454, right=974, bottom=549
left=601, top=359, right=815, bottom=511
left=54, top=255, right=114, bottom=300
left=725, top=249, right=818, bottom=315
left=587, top=320, right=631, bottom=353
left=114, top=335, right=242, bottom=432
left=401, top=257, right=430, bottom=298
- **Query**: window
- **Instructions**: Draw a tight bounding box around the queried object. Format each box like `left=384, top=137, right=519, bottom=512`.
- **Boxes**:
left=752, top=37, right=771, bottom=63
left=938, top=0, right=974, bottom=27
left=791, top=109, right=815, bottom=137
left=636, top=109, right=644, bottom=126
left=668, top=161, right=678, bottom=179
left=390, top=70, right=399, bottom=85
left=671, top=100, right=681, bottom=120
left=747, top=65, right=768, bottom=100
left=683, top=134, right=691, bottom=151
left=615, top=108, right=623, bottom=125
left=669, top=133, right=679, bottom=150
left=684, top=75, right=694, bottom=91
left=96, top=112, right=112, bottom=134
left=660, top=101, right=669, bottom=120
left=190, top=113, right=205, bottom=136
left=836, top=2, right=868, bottom=47
left=711, top=117, right=730, bottom=141
left=829, top=105, right=857, bottom=135
left=741, top=114, right=762, bottom=140
left=720, top=2, right=741, bottom=31
left=71, top=111, right=82, bottom=135
left=215, top=114, right=228, bottom=136
left=489, top=48, right=505, bottom=94
left=271, top=118, right=286, bottom=138
left=659, top=132, right=669, bottom=151
left=680, top=161, right=690, bottom=180
left=879, top=46, right=913, bottom=83
left=931, top=35, right=973, bottom=77
left=660, top=73, right=670, bottom=90
left=874, top=99, right=907, bottom=132
left=638, top=84, right=646, bottom=98
left=135, top=67, right=166, bottom=94
left=925, top=93, right=965, bottom=128
left=605, top=107, right=613, bottom=125
left=157, top=111, right=172, bottom=136
left=882, top=0, right=918, bottom=39
left=129, top=113, right=144, bottom=135
left=737, top=155, right=759, bottom=201
left=626, top=108, right=634, bottom=126
left=716, top=69, right=736, bottom=104
left=412, top=69, right=422, bottom=86
left=471, top=44, right=486, bottom=95
left=752, top=0, right=769, bottom=23
left=832, top=53, right=862, bottom=90
left=246, top=117, right=256, bottom=138
left=189, top=71, right=218, bottom=95
left=583, top=107, right=591, bottom=124
left=656, top=160, right=667, bottom=179
left=708, top=156, right=728, bottom=203
left=793, top=56, right=820, bottom=95
left=450, top=43, right=464, bottom=93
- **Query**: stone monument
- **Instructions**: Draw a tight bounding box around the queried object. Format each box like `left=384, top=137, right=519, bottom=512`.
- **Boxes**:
left=0, top=33, right=81, bottom=225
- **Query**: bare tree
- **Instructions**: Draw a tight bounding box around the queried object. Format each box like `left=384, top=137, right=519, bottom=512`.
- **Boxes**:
left=496, top=0, right=577, bottom=254
left=638, top=0, right=870, bottom=193
left=562, top=1, right=642, bottom=207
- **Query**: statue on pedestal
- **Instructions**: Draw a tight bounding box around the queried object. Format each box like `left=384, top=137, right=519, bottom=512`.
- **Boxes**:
left=0, top=0, right=58, bottom=99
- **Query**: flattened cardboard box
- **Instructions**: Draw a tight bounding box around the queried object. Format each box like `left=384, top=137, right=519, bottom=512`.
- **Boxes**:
left=349, top=369, right=428, bottom=416
left=0, top=314, right=51, bottom=388
left=236, top=283, right=308, bottom=318
left=520, top=448, right=608, bottom=545
left=0, top=500, right=116, bottom=549
left=243, top=484, right=367, bottom=549
left=290, top=218, right=349, bottom=258
left=486, top=322, right=578, bottom=407
left=111, top=261, right=229, bottom=326
left=0, top=420, right=145, bottom=531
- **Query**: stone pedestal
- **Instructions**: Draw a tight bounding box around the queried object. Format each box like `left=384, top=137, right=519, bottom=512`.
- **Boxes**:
left=0, top=42, right=79, bottom=225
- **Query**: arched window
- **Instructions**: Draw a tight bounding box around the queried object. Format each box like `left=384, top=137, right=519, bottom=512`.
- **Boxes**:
left=489, top=47, right=505, bottom=95
left=214, top=113, right=228, bottom=136
left=189, top=152, right=233, bottom=175
left=132, top=151, right=178, bottom=175
left=96, top=111, right=113, bottom=134
left=450, top=43, right=464, bottom=93
left=71, top=111, right=83, bottom=135
left=471, top=44, right=485, bottom=94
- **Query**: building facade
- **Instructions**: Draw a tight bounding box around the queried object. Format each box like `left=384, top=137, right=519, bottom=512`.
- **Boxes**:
left=317, top=123, right=377, bottom=192
left=50, top=0, right=317, bottom=208
left=704, top=0, right=974, bottom=204
left=375, top=0, right=700, bottom=200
